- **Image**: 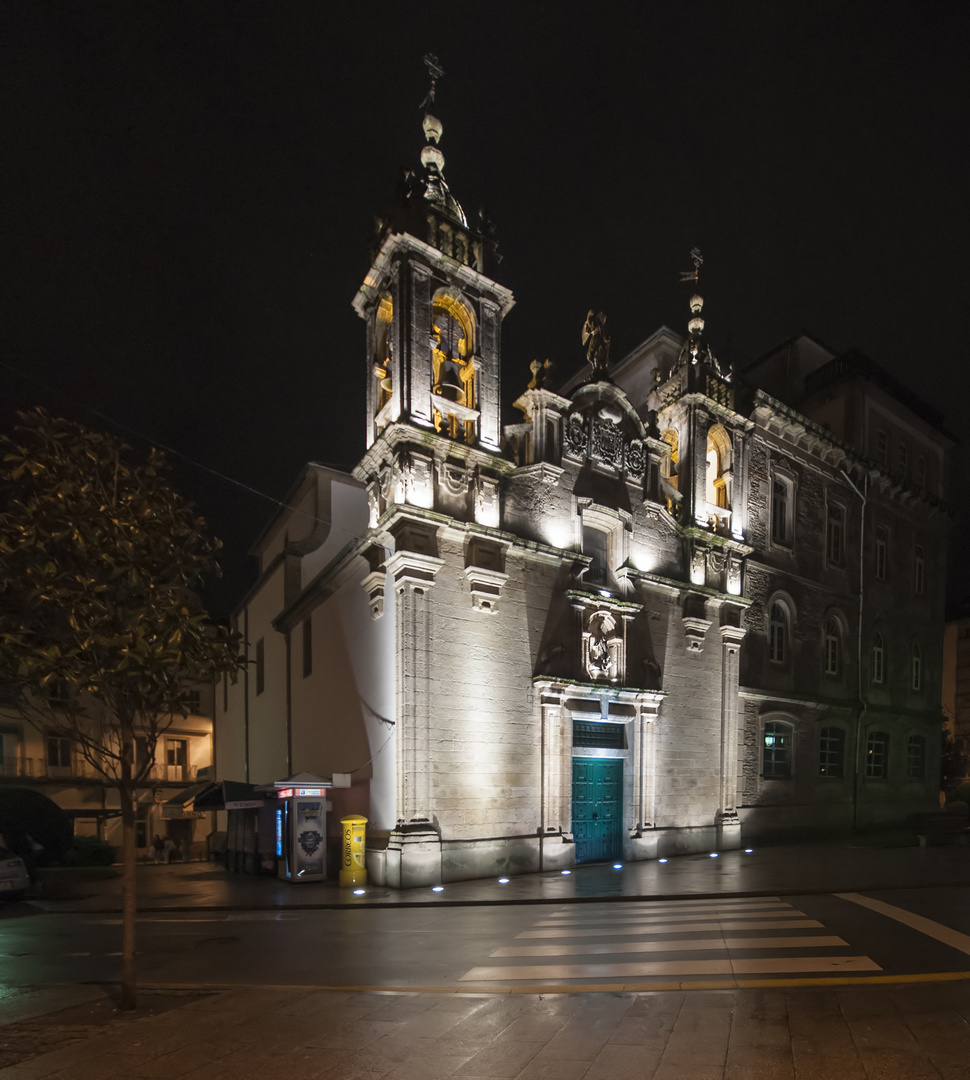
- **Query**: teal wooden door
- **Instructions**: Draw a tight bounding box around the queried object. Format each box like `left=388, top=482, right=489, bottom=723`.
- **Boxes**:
left=572, top=759, right=622, bottom=863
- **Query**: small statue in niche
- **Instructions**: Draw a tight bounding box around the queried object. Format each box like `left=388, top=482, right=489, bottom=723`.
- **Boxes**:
left=582, top=310, right=611, bottom=380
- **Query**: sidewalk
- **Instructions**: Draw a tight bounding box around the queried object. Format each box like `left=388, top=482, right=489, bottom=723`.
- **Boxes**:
left=25, top=833, right=970, bottom=913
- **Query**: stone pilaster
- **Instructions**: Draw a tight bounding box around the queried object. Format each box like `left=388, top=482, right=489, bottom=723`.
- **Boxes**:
left=716, top=624, right=747, bottom=849
left=386, top=549, right=443, bottom=823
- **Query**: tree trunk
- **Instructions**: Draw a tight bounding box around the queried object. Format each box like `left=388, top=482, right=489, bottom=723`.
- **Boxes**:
left=119, top=780, right=138, bottom=1010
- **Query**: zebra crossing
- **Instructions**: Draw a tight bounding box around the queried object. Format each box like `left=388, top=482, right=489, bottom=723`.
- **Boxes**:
left=459, top=896, right=881, bottom=984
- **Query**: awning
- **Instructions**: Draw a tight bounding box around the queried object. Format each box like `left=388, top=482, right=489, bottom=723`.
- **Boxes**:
left=193, top=780, right=265, bottom=812
left=161, top=781, right=216, bottom=819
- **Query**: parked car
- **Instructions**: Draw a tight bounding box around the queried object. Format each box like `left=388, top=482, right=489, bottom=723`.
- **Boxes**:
left=0, top=846, right=30, bottom=901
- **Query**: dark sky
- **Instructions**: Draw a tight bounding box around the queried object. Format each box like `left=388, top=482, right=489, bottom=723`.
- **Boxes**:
left=2, top=1, right=969, bottom=615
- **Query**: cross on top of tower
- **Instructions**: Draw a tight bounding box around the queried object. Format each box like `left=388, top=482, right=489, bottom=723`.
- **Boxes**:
left=420, top=53, right=445, bottom=111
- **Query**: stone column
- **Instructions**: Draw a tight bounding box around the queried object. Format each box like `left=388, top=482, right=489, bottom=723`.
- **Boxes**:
left=716, top=625, right=747, bottom=849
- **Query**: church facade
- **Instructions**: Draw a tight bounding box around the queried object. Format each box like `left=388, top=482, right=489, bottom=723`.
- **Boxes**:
left=215, top=83, right=952, bottom=887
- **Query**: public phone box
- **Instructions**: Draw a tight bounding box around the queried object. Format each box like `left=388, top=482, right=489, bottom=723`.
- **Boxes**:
left=274, top=787, right=328, bottom=882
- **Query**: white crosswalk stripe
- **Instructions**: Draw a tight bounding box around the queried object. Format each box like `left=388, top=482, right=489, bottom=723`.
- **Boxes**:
left=459, top=896, right=881, bottom=984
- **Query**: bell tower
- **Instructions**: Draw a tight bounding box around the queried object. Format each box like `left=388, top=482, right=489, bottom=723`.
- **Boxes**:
left=353, top=57, right=514, bottom=531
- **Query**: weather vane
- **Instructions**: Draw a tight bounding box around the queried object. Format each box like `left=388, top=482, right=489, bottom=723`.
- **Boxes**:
left=679, top=247, right=704, bottom=283
left=420, top=53, right=445, bottom=111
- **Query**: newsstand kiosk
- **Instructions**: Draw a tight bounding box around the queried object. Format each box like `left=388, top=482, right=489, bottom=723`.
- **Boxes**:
left=274, top=777, right=329, bottom=882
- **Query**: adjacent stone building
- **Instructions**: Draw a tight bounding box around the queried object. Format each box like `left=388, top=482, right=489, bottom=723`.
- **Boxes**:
left=215, top=84, right=952, bottom=886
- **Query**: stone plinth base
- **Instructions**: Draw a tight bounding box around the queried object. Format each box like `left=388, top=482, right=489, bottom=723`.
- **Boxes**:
left=382, top=823, right=442, bottom=889
left=716, top=811, right=742, bottom=851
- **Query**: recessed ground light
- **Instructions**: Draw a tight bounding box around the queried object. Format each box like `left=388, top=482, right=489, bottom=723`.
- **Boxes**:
left=432, top=886, right=444, bottom=892
left=744, top=848, right=754, bottom=853
left=658, top=858, right=668, bottom=863
left=498, top=877, right=510, bottom=884
left=561, top=870, right=571, bottom=876
left=353, top=889, right=365, bottom=896
left=613, top=863, right=623, bottom=869
left=710, top=853, right=719, bottom=858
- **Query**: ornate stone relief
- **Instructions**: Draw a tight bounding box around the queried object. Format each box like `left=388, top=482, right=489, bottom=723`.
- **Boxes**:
left=583, top=610, right=622, bottom=682
left=475, top=475, right=500, bottom=528
left=564, top=408, right=646, bottom=484
left=683, top=615, right=712, bottom=654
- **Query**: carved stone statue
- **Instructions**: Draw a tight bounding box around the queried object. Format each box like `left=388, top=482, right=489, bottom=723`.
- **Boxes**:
left=582, top=310, right=611, bottom=379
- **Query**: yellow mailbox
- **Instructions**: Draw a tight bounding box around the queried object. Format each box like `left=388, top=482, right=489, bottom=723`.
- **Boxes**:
left=339, top=815, right=368, bottom=887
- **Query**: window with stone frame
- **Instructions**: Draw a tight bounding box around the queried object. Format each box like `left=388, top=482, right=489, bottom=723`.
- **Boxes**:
left=705, top=424, right=732, bottom=510
left=906, top=735, right=926, bottom=780
left=865, top=731, right=889, bottom=778
left=897, top=441, right=908, bottom=479
left=913, top=544, right=925, bottom=596
left=770, top=474, right=794, bottom=546
left=818, top=726, right=845, bottom=778
left=826, top=501, right=845, bottom=566
left=911, top=642, right=922, bottom=691
left=823, top=617, right=842, bottom=676
left=871, top=631, right=885, bottom=685
left=876, top=429, right=889, bottom=469
left=763, top=721, right=793, bottom=779
left=874, top=525, right=889, bottom=581
left=768, top=601, right=789, bottom=664
left=582, top=524, right=609, bottom=586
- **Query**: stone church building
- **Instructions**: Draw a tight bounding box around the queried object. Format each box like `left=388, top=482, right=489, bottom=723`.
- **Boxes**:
left=215, top=82, right=952, bottom=887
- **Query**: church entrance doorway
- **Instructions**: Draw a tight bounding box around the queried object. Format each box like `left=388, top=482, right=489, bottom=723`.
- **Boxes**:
left=572, top=758, right=622, bottom=863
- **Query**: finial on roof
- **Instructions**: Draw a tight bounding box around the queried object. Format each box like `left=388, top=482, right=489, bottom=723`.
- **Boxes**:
left=415, top=53, right=466, bottom=227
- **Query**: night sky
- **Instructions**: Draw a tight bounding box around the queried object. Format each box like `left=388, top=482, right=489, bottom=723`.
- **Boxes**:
left=2, top=1, right=969, bottom=615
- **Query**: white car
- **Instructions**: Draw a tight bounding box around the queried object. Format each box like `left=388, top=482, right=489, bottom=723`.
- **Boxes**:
left=0, top=847, right=30, bottom=901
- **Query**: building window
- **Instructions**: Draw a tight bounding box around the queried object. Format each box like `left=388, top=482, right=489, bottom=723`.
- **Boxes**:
left=582, top=525, right=609, bottom=585
left=705, top=425, right=731, bottom=510
left=823, top=618, right=841, bottom=676
left=897, top=441, right=908, bottom=478
left=763, top=721, right=793, bottom=779
left=255, top=638, right=265, bottom=696
left=46, top=736, right=72, bottom=770
left=874, top=526, right=889, bottom=581
left=915, top=455, right=926, bottom=491
left=871, top=632, right=885, bottom=684
left=302, top=617, right=313, bottom=679
left=876, top=429, right=889, bottom=468
left=914, top=544, right=925, bottom=596
left=906, top=735, right=926, bottom=780
left=911, top=642, right=922, bottom=691
left=818, top=727, right=845, bottom=778
left=768, top=602, right=789, bottom=664
left=184, top=691, right=201, bottom=715
left=865, top=731, right=889, bottom=778
left=166, top=738, right=187, bottom=781
left=770, top=475, right=793, bottom=546
left=826, top=503, right=845, bottom=565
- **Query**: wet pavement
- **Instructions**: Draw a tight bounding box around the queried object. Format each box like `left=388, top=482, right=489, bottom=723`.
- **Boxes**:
left=4, top=836, right=970, bottom=1077
left=24, top=833, right=970, bottom=913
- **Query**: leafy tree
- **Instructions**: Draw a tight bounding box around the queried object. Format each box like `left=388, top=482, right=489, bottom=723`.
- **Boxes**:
left=0, top=408, right=244, bottom=1008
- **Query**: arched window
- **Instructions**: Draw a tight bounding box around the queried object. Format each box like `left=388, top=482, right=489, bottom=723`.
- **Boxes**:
left=661, top=429, right=679, bottom=486
left=705, top=424, right=731, bottom=510
left=430, top=293, right=476, bottom=442
left=906, top=735, right=926, bottom=779
left=911, top=642, right=922, bottom=691
left=824, top=617, right=841, bottom=675
left=373, top=294, right=394, bottom=411
left=818, top=727, right=845, bottom=778
left=763, top=721, right=793, bottom=779
left=871, top=632, right=885, bottom=684
left=769, top=602, right=789, bottom=664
